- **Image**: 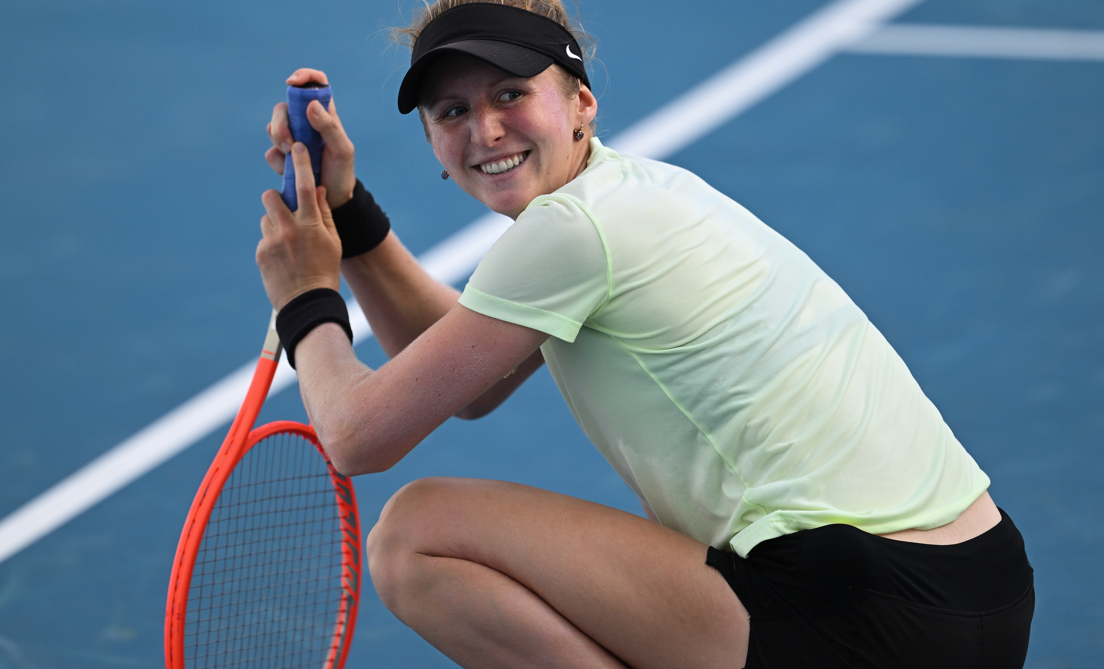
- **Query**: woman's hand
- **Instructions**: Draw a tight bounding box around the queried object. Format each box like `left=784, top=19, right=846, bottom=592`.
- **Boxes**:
left=266, top=68, right=357, bottom=209
left=257, top=142, right=342, bottom=311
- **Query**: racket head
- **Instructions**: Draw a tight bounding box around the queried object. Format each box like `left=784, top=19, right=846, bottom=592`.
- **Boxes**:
left=165, top=420, right=361, bottom=669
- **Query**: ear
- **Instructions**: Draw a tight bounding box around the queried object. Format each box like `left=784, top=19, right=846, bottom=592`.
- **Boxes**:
left=575, top=82, right=598, bottom=127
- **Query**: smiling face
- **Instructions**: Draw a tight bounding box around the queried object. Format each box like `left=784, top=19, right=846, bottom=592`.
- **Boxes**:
left=418, top=54, right=598, bottom=219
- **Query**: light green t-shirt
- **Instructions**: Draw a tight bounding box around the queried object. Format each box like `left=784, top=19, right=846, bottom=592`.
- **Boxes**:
left=459, top=139, right=990, bottom=557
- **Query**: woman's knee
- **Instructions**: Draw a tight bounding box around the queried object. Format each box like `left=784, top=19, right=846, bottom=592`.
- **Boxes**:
left=365, top=477, right=466, bottom=613
left=368, top=477, right=463, bottom=549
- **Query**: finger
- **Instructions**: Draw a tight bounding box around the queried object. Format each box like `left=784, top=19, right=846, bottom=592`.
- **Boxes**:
left=255, top=237, right=268, bottom=276
left=286, top=68, right=330, bottom=87
left=305, top=97, right=356, bottom=207
left=261, top=189, right=293, bottom=231
left=265, top=146, right=285, bottom=175
left=306, top=99, right=334, bottom=131
left=316, top=185, right=337, bottom=235
left=324, top=97, right=349, bottom=136
left=291, top=142, right=321, bottom=221
left=306, top=99, right=350, bottom=150
left=259, top=213, right=276, bottom=240
left=269, top=102, right=292, bottom=154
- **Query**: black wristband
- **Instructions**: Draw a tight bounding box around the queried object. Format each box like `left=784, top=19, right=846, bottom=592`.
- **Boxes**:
left=331, top=179, right=391, bottom=258
left=275, top=288, right=354, bottom=369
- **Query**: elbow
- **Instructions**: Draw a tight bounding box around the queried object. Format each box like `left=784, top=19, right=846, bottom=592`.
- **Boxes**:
left=453, top=401, right=493, bottom=421
left=316, top=421, right=398, bottom=477
left=324, top=439, right=397, bottom=477
left=330, top=457, right=392, bottom=477
left=318, top=433, right=361, bottom=477
left=325, top=449, right=371, bottom=477
left=454, top=390, right=506, bottom=420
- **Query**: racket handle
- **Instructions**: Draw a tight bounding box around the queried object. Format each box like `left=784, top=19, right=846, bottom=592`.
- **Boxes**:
left=281, top=84, right=332, bottom=212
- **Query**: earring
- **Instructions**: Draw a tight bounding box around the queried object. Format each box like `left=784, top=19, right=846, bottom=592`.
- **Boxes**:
left=441, top=170, right=449, bottom=180
left=573, top=126, right=585, bottom=141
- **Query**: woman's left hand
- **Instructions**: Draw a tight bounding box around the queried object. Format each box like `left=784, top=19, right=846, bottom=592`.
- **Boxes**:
left=256, top=142, right=342, bottom=311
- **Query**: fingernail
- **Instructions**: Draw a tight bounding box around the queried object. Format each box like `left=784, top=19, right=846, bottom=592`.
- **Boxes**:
left=281, top=142, right=291, bottom=154
left=293, top=143, right=306, bottom=155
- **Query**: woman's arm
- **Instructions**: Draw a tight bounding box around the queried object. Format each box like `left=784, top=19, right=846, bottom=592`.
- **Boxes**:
left=340, top=233, right=545, bottom=419
left=293, top=305, right=548, bottom=475
left=341, top=233, right=457, bottom=357
left=256, top=147, right=550, bottom=473
left=265, top=68, right=543, bottom=417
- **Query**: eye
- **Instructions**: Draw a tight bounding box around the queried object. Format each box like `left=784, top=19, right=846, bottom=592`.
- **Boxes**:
left=442, top=105, right=467, bottom=118
left=498, top=90, right=523, bottom=103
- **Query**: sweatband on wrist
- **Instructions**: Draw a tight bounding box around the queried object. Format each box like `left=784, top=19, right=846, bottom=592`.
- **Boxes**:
left=275, top=288, right=354, bottom=369
left=331, top=179, right=391, bottom=258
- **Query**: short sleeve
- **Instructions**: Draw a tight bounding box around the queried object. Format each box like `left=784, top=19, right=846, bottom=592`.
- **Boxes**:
left=459, top=193, right=609, bottom=342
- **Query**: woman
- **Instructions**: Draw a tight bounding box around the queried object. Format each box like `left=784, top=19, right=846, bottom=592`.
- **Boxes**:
left=256, top=1, right=1034, bottom=667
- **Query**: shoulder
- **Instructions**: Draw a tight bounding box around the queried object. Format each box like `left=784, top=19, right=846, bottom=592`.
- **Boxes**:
left=553, top=139, right=710, bottom=206
left=532, top=141, right=753, bottom=261
left=561, top=141, right=729, bottom=225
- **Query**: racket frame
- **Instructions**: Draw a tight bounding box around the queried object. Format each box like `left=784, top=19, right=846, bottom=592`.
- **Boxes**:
left=164, top=313, right=361, bottom=668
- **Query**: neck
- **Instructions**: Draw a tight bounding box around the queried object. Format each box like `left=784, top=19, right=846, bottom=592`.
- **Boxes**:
left=571, top=136, right=592, bottom=181
left=503, top=136, right=593, bottom=220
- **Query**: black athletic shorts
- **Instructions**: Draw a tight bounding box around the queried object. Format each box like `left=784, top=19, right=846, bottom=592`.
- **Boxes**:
left=706, top=509, right=1034, bottom=669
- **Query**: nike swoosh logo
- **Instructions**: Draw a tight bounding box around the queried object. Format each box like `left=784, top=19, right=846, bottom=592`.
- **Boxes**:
left=565, top=45, right=582, bottom=61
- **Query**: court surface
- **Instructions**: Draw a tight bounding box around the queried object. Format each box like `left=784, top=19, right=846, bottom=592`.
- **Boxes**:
left=1, top=0, right=1102, bottom=666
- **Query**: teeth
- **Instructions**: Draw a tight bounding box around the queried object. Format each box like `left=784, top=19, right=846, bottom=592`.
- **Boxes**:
left=480, top=152, right=525, bottom=174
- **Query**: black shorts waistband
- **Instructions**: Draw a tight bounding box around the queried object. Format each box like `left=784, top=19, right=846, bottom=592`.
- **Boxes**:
left=705, top=509, right=1035, bottom=668
left=727, top=508, right=1032, bottom=612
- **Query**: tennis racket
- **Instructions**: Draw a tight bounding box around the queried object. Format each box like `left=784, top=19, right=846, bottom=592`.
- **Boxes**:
left=165, top=83, right=361, bottom=669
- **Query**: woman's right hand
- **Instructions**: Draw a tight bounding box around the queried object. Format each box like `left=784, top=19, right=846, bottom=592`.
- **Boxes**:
left=266, top=68, right=357, bottom=210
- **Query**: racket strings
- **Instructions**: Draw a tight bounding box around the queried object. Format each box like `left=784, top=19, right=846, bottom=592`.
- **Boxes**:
left=184, top=431, right=350, bottom=668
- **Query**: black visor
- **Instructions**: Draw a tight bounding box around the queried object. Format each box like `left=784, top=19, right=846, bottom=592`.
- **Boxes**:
left=397, top=3, right=590, bottom=114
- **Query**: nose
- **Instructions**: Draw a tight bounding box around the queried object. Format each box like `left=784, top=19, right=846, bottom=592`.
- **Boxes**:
left=469, top=104, right=504, bottom=147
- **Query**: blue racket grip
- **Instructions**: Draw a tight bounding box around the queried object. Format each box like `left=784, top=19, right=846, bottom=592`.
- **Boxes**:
left=281, top=84, right=332, bottom=212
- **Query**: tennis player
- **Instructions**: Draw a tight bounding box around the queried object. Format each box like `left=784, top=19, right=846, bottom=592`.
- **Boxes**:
left=256, top=1, right=1034, bottom=666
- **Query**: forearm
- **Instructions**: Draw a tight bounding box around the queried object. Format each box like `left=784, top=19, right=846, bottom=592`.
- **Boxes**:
left=292, top=307, right=548, bottom=476
left=294, top=322, right=435, bottom=475
left=341, top=231, right=461, bottom=358
left=338, top=232, right=548, bottom=422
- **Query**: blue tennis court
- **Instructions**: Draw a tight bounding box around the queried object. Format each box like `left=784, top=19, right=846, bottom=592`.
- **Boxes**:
left=1, top=0, right=1101, bottom=666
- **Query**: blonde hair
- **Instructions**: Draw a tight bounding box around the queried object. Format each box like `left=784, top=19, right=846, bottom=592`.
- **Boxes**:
left=393, top=0, right=598, bottom=128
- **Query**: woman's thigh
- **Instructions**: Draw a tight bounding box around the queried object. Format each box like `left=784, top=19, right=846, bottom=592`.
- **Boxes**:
left=366, top=477, right=750, bottom=669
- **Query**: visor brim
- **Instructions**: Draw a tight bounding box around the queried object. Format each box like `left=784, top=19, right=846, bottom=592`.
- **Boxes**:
left=397, top=40, right=554, bottom=114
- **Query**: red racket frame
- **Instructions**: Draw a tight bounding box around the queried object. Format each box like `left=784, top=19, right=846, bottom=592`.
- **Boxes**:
left=165, top=317, right=361, bottom=668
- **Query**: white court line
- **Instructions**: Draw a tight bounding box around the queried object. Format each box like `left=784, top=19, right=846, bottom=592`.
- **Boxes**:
left=0, top=0, right=922, bottom=565
left=610, top=0, right=922, bottom=158
left=847, top=24, right=1104, bottom=61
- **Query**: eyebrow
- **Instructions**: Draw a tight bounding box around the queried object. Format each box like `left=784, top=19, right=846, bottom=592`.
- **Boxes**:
left=424, top=72, right=527, bottom=110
